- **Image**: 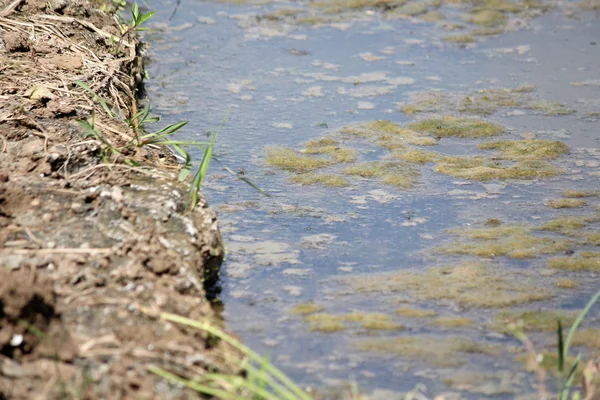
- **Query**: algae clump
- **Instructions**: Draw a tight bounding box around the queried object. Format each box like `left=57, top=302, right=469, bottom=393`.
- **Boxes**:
left=304, top=312, right=403, bottom=332
left=395, top=307, right=437, bottom=318
left=407, top=116, right=503, bottom=138
left=464, top=10, right=507, bottom=26
left=536, top=216, right=592, bottom=236
left=441, top=225, right=574, bottom=259
left=291, top=303, right=325, bottom=315
left=343, top=161, right=419, bottom=189
left=435, top=157, right=563, bottom=181
left=561, top=190, right=598, bottom=198
left=346, top=262, right=551, bottom=308
left=478, top=139, right=568, bottom=160
left=304, top=313, right=346, bottom=332
left=547, top=254, right=600, bottom=271
left=432, top=317, right=473, bottom=328
left=304, top=138, right=357, bottom=163
left=444, top=34, right=476, bottom=44
left=356, top=335, right=500, bottom=367
left=546, top=199, right=587, bottom=209
left=291, top=173, right=351, bottom=187
left=526, top=101, right=576, bottom=116
left=266, top=147, right=333, bottom=172
left=393, top=149, right=438, bottom=164
left=490, top=310, right=576, bottom=333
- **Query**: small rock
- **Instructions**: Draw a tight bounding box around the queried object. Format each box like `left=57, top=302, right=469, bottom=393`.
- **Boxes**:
left=25, top=85, right=56, bottom=101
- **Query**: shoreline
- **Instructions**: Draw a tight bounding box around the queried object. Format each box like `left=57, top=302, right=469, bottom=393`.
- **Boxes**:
left=0, top=0, right=236, bottom=397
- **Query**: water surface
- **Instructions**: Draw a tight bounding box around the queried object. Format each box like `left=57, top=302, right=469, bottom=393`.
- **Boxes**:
left=145, top=1, right=600, bottom=397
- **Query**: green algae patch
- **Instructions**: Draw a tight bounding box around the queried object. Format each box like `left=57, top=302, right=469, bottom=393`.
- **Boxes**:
left=478, top=139, right=569, bottom=160
left=303, top=140, right=357, bottom=163
left=388, top=1, right=429, bottom=16
left=290, top=303, right=325, bottom=315
left=392, top=149, right=438, bottom=164
left=405, top=136, right=439, bottom=146
left=400, top=92, right=449, bottom=115
left=580, top=232, right=600, bottom=246
left=536, top=216, right=592, bottom=235
left=464, top=10, right=506, bottom=26
left=447, top=225, right=527, bottom=240
left=309, top=0, right=406, bottom=12
left=343, top=161, right=419, bottom=189
left=441, top=225, right=574, bottom=259
left=484, top=218, right=503, bottom=227
left=304, top=313, right=346, bottom=332
left=443, top=34, right=476, bottom=44
left=398, top=86, right=577, bottom=119
left=304, top=312, right=403, bottom=332
left=432, top=317, right=474, bottom=328
left=343, top=120, right=413, bottom=137
left=407, top=116, right=504, bottom=138
left=395, top=307, right=437, bottom=318
left=556, top=278, right=577, bottom=289
left=420, top=10, right=445, bottom=21
left=343, top=313, right=403, bottom=330
left=526, top=101, right=576, bottom=116
left=346, top=262, right=552, bottom=308
left=266, top=147, right=333, bottom=172
left=572, top=328, right=600, bottom=349
left=547, top=254, right=600, bottom=271
left=355, top=335, right=500, bottom=367
left=490, top=309, right=576, bottom=333
left=291, top=173, right=351, bottom=187
left=561, top=189, right=599, bottom=198
left=546, top=199, right=587, bottom=209
left=523, top=351, right=585, bottom=379
left=304, top=137, right=339, bottom=148
left=435, top=157, right=564, bottom=181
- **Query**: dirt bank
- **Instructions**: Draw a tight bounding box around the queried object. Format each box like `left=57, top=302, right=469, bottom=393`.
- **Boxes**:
left=0, top=0, right=237, bottom=398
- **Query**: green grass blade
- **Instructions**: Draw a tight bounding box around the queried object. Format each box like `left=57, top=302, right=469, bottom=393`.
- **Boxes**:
left=557, top=319, right=564, bottom=374
left=148, top=366, right=245, bottom=400
left=188, top=131, right=214, bottom=210
left=564, top=289, right=600, bottom=360
left=242, top=359, right=298, bottom=400
left=74, top=80, right=115, bottom=118
left=200, top=373, right=282, bottom=400
left=257, top=355, right=269, bottom=399
left=142, top=121, right=188, bottom=139
left=159, top=312, right=311, bottom=400
left=557, top=319, right=565, bottom=397
left=138, top=10, right=156, bottom=25
left=562, top=354, right=582, bottom=400
left=172, top=144, right=192, bottom=181
left=149, top=140, right=209, bottom=147
left=78, top=120, right=111, bottom=148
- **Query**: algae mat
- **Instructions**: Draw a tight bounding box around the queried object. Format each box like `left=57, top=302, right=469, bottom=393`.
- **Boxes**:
left=145, top=0, right=600, bottom=397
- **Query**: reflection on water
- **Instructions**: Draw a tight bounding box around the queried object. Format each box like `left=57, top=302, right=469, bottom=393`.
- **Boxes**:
left=145, top=0, right=600, bottom=396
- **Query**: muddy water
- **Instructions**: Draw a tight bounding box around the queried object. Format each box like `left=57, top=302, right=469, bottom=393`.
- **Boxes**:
left=145, top=1, right=600, bottom=397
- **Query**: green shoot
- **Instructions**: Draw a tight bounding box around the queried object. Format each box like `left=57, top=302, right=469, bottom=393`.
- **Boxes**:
left=129, top=2, right=155, bottom=32
left=149, top=312, right=311, bottom=400
left=558, top=289, right=600, bottom=400
left=74, top=80, right=115, bottom=118
left=188, top=111, right=229, bottom=210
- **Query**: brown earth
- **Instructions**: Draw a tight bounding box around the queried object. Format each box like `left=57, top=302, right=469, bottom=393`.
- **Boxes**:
left=0, top=0, right=239, bottom=398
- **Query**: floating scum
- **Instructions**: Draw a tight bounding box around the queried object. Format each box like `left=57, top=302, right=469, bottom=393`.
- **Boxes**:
left=265, top=116, right=571, bottom=188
